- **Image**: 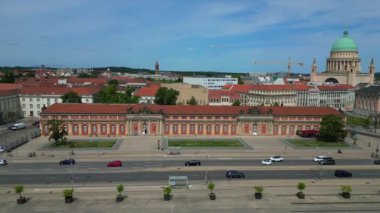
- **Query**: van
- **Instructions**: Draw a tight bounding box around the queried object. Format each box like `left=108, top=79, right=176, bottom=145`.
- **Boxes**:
left=11, top=123, right=26, bottom=130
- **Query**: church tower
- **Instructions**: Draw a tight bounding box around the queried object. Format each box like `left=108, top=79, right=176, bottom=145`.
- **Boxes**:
left=155, top=61, right=159, bottom=80
left=310, top=57, right=317, bottom=82
left=369, top=58, right=375, bottom=84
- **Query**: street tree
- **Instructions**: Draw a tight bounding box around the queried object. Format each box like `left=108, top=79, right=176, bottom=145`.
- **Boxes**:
left=108, top=79, right=119, bottom=86
left=154, top=87, right=179, bottom=105
left=48, top=119, right=68, bottom=144
left=318, top=114, right=346, bottom=142
left=187, top=96, right=197, bottom=105
left=61, top=91, right=82, bottom=103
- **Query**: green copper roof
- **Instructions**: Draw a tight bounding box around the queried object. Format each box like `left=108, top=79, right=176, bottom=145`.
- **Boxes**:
left=330, top=31, right=358, bottom=52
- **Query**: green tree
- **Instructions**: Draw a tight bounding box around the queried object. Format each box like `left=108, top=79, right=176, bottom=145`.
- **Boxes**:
left=14, top=185, right=24, bottom=199
left=154, top=87, right=179, bottom=105
left=61, top=91, right=82, bottom=103
left=78, top=72, right=97, bottom=78
left=232, top=74, right=244, bottom=84
left=94, top=85, right=138, bottom=104
left=232, top=100, right=241, bottom=106
left=186, top=96, right=197, bottom=105
left=108, top=79, right=119, bottom=86
left=1, top=70, right=15, bottom=83
left=48, top=119, right=68, bottom=143
left=318, top=114, right=346, bottom=142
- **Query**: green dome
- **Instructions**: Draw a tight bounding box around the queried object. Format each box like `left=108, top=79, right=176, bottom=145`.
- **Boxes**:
left=330, top=31, right=358, bottom=52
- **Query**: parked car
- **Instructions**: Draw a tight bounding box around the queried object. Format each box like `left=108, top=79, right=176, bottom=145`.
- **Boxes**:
left=59, top=158, right=76, bottom=165
left=185, top=160, right=201, bottom=166
left=226, top=170, right=246, bottom=178
left=298, top=129, right=319, bottom=137
left=270, top=156, right=284, bottom=162
left=261, top=159, right=272, bottom=165
left=318, top=158, right=335, bottom=165
left=0, top=146, right=4, bottom=153
left=107, top=160, right=122, bottom=167
left=313, top=156, right=328, bottom=162
left=335, top=170, right=352, bottom=177
left=0, top=159, right=7, bottom=166
left=374, top=159, right=380, bottom=164
left=10, top=123, right=26, bottom=130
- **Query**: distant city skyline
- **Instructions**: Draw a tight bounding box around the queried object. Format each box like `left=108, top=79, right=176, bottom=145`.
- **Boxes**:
left=1, top=0, right=380, bottom=73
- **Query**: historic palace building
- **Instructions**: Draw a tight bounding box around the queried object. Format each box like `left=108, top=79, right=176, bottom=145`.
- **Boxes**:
left=310, top=31, right=375, bottom=86
left=40, top=103, right=342, bottom=137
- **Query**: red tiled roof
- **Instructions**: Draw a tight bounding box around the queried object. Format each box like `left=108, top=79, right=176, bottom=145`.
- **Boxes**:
left=133, top=85, right=160, bottom=97
left=20, top=87, right=99, bottom=96
left=67, top=77, right=107, bottom=85
left=42, top=103, right=342, bottom=116
left=0, top=83, right=22, bottom=96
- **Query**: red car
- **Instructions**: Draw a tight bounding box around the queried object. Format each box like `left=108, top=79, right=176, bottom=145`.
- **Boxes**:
left=107, top=160, right=122, bottom=167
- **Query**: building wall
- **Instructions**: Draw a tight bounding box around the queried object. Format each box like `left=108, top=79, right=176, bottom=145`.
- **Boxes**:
left=162, top=83, right=209, bottom=105
left=0, top=93, right=22, bottom=123
left=183, top=77, right=238, bottom=90
left=40, top=113, right=323, bottom=137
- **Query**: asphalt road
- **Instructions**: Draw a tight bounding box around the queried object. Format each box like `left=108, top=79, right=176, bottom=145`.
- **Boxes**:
left=1, top=159, right=376, bottom=171
left=0, top=169, right=379, bottom=184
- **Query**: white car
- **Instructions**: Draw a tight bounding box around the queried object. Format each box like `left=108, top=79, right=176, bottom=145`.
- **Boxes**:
left=0, top=146, right=4, bottom=153
left=261, top=159, right=272, bottom=165
left=270, top=156, right=284, bottom=162
left=313, top=156, right=328, bottom=162
left=0, top=159, right=7, bottom=166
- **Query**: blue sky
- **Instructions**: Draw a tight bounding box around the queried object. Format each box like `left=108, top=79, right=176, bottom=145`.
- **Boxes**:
left=1, top=0, right=380, bottom=73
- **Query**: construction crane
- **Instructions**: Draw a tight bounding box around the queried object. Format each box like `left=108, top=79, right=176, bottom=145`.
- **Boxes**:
left=251, top=57, right=304, bottom=78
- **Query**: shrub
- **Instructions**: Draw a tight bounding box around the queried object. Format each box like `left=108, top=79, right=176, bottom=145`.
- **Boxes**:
left=207, top=182, right=215, bottom=194
left=340, top=185, right=352, bottom=193
left=63, top=189, right=74, bottom=198
left=117, top=184, right=124, bottom=196
left=297, top=182, right=305, bottom=191
left=254, top=186, right=263, bottom=193
left=14, top=185, right=24, bottom=198
left=163, top=186, right=172, bottom=196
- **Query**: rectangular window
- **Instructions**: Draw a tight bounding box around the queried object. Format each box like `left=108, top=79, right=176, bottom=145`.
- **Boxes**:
left=37, top=104, right=40, bottom=109
left=30, top=104, right=33, bottom=108
left=22, top=104, right=26, bottom=108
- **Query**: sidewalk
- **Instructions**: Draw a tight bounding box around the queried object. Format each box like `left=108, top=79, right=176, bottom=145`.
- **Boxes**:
left=0, top=179, right=379, bottom=213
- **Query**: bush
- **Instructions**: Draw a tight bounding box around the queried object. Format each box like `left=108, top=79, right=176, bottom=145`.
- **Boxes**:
left=162, top=186, right=172, bottom=196
left=14, top=185, right=24, bottom=198
left=63, top=189, right=74, bottom=198
left=117, top=184, right=124, bottom=196
left=297, top=182, right=305, bottom=191
left=340, top=185, right=352, bottom=193
left=207, top=182, right=215, bottom=194
left=254, top=186, right=263, bottom=193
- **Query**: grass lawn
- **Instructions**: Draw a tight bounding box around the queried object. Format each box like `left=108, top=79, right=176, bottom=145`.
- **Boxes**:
left=287, top=139, right=349, bottom=148
left=168, top=139, right=243, bottom=147
left=51, top=140, right=116, bottom=148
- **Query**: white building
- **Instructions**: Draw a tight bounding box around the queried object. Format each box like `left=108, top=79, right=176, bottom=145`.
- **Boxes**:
left=19, top=87, right=100, bottom=117
left=183, top=76, right=238, bottom=90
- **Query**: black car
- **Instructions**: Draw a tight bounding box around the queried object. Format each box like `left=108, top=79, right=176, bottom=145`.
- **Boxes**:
left=59, top=158, right=76, bottom=165
left=185, top=160, right=201, bottom=166
left=335, top=170, right=352, bottom=177
left=226, top=170, right=245, bottom=178
left=374, top=159, right=380, bottom=164
left=318, top=158, right=335, bottom=165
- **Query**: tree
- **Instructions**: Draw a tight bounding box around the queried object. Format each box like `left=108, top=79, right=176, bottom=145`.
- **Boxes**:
left=14, top=185, right=24, bottom=199
left=108, top=79, right=119, bottom=86
left=232, top=74, right=244, bottom=84
left=1, top=70, right=15, bottom=83
left=61, top=91, right=82, bottom=103
left=48, top=119, right=68, bottom=144
left=232, top=100, right=241, bottom=106
left=318, top=114, right=346, bottom=142
left=117, top=184, right=124, bottom=196
left=94, top=85, right=138, bottom=104
left=187, top=96, right=197, bottom=105
left=154, top=87, right=179, bottom=105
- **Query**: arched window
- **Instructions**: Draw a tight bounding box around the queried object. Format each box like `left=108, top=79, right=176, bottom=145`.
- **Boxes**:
left=72, top=124, right=78, bottom=135
left=119, top=125, right=125, bottom=134
left=164, top=124, right=170, bottom=134
left=173, top=124, right=178, bottom=134
left=198, top=124, right=203, bottom=134
left=231, top=125, right=236, bottom=134
left=82, top=124, right=88, bottom=135
left=274, top=125, right=279, bottom=135
left=281, top=125, right=287, bottom=135
left=206, top=125, right=212, bottom=134
left=223, top=124, right=228, bottom=134
left=215, top=125, right=220, bottom=134
left=181, top=124, right=187, bottom=134
left=190, top=124, right=195, bottom=134
left=110, top=124, right=116, bottom=134
left=101, top=124, right=107, bottom=135
left=91, top=124, right=97, bottom=134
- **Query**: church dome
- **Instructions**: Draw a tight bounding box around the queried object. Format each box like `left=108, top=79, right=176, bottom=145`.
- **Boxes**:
left=330, top=31, right=358, bottom=52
